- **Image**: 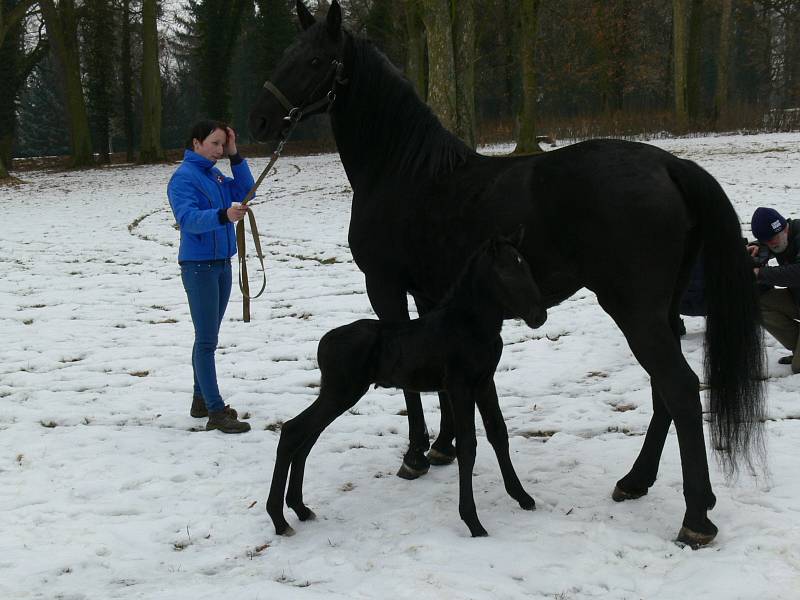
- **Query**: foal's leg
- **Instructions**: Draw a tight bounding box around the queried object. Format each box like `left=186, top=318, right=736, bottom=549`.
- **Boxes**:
left=366, top=279, right=430, bottom=478
left=612, top=310, right=717, bottom=546
left=475, top=380, right=536, bottom=510
left=267, top=377, right=369, bottom=536
left=447, top=384, right=487, bottom=537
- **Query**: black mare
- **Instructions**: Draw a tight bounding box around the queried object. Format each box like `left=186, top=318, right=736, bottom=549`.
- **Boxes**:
left=267, top=235, right=547, bottom=537
left=250, top=0, right=766, bottom=546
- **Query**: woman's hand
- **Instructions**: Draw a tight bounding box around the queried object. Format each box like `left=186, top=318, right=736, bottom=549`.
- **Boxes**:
left=225, top=127, right=238, bottom=157
left=227, top=202, right=248, bottom=223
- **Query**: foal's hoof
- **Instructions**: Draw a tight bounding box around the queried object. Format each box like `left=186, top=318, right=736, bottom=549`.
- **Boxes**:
left=293, top=506, right=316, bottom=522
left=275, top=523, right=296, bottom=537
left=427, top=446, right=456, bottom=466
left=397, top=461, right=430, bottom=480
left=518, top=495, right=536, bottom=511
left=469, top=524, right=489, bottom=538
left=612, top=484, right=648, bottom=502
left=676, top=523, right=717, bottom=548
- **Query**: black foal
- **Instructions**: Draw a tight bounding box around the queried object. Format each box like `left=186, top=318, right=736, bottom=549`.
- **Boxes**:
left=267, top=233, right=547, bottom=537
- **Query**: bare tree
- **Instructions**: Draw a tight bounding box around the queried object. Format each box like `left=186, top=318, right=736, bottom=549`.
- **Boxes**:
left=673, top=0, right=689, bottom=129
left=139, top=0, right=164, bottom=162
left=714, top=0, right=733, bottom=127
left=40, top=0, right=93, bottom=167
left=514, top=0, right=542, bottom=154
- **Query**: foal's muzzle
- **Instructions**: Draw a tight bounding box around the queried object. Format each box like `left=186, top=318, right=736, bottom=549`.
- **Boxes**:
left=524, top=308, right=547, bottom=329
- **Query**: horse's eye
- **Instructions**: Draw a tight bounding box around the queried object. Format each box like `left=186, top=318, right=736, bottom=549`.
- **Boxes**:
left=310, top=57, right=321, bottom=67
left=516, top=256, right=522, bottom=264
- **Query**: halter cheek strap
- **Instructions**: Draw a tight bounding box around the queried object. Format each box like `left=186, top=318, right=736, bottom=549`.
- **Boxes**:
left=262, top=81, right=293, bottom=113
left=262, top=59, right=348, bottom=127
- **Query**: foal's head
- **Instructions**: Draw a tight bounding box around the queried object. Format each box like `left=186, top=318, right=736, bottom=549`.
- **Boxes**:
left=476, top=232, right=547, bottom=329
left=249, top=0, right=348, bottom=143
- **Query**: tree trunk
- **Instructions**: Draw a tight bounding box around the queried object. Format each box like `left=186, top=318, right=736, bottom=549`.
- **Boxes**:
left=39, top=0, right=93, bottom=167
left=403, top=0, right=426, bottom=98
left=673, top=0, right=689, bottom=130
left=139, top=0, right=164, bottom=163
left=421, top=0, right=457, bottom=133
left=714, top=0, right=732, bottom=128
left=686, top=0, right=705, bottom=122
left=452, top=0, right=476, bottom=148
left=121, top=0, right=135, bottom=162
left=514, top=0, right=542, bottom=154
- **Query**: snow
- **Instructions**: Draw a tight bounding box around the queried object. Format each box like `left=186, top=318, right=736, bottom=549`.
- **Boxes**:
left=2, top=133, right=799, bottom=599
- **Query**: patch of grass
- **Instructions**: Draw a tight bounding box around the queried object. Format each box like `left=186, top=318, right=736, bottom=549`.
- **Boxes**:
left=129, top=370, right=149, bottom=377
left=264, top=420, right=283, bottom=432
left=518, top=429, right=557, bottom=439
left=22, top=319, right=33, bottom=325
left=40, top=420, right=57, bottom=428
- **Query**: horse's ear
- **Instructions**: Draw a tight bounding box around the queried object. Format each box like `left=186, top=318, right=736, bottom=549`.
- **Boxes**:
left=297, top=0, right=315, bottom=30
left=509, top=225, right=525, bottom=248
left=327, top=0, right=343, bottom=37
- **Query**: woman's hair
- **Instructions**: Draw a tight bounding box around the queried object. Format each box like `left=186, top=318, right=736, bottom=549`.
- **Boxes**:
left=185, top=119, right=228, bottom=149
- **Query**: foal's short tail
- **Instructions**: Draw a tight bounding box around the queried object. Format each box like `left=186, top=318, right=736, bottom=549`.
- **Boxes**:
left=669, top=159, right=766, bottom=477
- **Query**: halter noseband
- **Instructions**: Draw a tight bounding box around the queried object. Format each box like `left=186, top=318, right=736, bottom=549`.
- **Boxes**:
left=262, top=59, right=348, bottom=130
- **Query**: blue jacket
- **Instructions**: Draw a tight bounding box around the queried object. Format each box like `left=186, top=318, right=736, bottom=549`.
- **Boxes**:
left=167, top=150, right=255, bottom=262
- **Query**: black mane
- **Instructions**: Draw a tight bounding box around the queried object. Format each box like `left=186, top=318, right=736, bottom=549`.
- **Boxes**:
left=333, top=34, right=474, bottom=180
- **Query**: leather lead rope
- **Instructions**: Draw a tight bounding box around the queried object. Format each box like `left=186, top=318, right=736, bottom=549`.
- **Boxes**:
left=236, top=59, right=346, bottom=322
left=236, top=124, right=296, bottom=323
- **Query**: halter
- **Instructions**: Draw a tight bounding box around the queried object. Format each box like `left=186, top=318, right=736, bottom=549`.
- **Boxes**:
left=262, top=59, right=348, bottom=144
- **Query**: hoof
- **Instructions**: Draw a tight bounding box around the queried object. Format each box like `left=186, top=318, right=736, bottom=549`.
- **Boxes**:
left=612, top=484, right=648, bottom=502
left=397, top=461, right=430, bottom=480
left=296, top=507, right=316, bottom=522
left=274, top=522, right=296, bottom=537
left=427, top=447, right=456, bottom=466
left=676, top=524, right=717, bottom=548
left=469, top=525, right=489, bottom=537
left=518, top=495, right=536, bottom=511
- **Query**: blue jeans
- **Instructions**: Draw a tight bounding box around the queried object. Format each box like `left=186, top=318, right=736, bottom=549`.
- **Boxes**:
left=180, top=260, right=232, bottom=412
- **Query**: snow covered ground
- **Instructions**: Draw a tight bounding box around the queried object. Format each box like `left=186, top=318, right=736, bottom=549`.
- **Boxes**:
left=1, top=133, right=799, bottom=600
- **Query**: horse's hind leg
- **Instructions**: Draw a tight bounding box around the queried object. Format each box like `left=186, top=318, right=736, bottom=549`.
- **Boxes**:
left=283, top=380, right=369, bottom=522
left=475, top=380, right=535, bottom=510
left=267, top=381, right=369, bottom=535
left=613, top=294, right=687, bottom=501
left=612, top=309, right=717, bottom=546
left=613, top=388, right=672, bottom=501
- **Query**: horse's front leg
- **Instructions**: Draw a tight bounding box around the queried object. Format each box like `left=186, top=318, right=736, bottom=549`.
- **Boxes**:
left=366, top=278, right=430, bottom=478
left=447, top=383, right=487, bottom=537
left=412, top=296, right=456, bottom=466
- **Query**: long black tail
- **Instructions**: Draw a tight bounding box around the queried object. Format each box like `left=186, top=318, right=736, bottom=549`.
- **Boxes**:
left=669, top=159, right=766, bottom=477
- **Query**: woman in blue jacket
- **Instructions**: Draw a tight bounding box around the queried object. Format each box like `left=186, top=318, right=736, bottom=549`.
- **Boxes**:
left=168, top=120, right=254, bottom=433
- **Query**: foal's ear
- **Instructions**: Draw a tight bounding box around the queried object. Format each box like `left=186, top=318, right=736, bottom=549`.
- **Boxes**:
left=296, top=0, right=316, bottom=30
left=509, top=225, right=526, bottom=248
left=327, top=0, right=343, bottom=37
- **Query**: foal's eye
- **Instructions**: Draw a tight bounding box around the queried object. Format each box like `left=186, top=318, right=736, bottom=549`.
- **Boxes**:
left=310, top=57, right=321, bottom=67
left=516, top=256, right=523, bottom=264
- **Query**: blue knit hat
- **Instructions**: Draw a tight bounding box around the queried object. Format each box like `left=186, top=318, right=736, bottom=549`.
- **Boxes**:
left=751, top=207, right=787, bottom=241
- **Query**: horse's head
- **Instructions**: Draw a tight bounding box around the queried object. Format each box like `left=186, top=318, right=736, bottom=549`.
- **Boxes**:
left=249, top=0, right=348, bottom=144
left=485, top=229, right=547, bottom=329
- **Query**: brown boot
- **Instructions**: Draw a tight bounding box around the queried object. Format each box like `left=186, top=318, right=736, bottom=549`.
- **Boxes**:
left=206, top=410, right=251, bottom=434
left=191, top=395, right=238, bottom=419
